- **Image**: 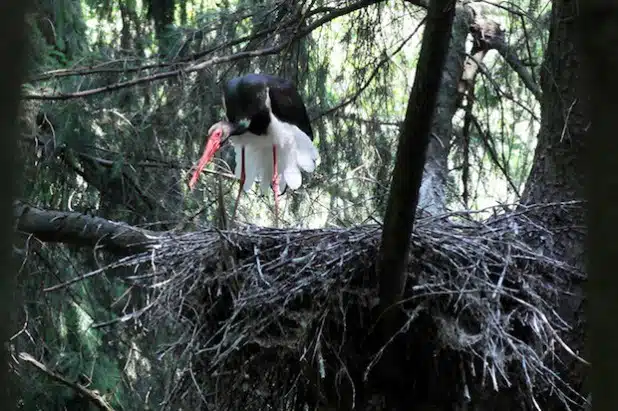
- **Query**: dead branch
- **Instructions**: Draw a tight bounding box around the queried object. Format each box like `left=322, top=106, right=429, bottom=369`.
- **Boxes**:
left=29, top=60, right=169, bottom=82
left=13, top=201, right=160, bottom=253
left=469, top=15, right=542, bottom=101
left=466, top=51, right=540, bottom=121
left=470, top=114, right=522, bottom=197
left=18, top=352, right=115, bottom=411
left=29, top=0, right=372, bottom=83
left=24, top=45, right=283, bottom=100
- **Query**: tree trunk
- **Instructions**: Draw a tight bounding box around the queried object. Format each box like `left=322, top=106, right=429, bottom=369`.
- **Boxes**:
left=520, top=0, right=588, bottom=404
left=375, top=0, right=456, bottom=408
left=417, top=3, right=538, bottom=214
left=1, top=1, right=31, bottom=407
left=417, top=6, right=473, bottom=215
left=521, top=0, right=586, bottom=255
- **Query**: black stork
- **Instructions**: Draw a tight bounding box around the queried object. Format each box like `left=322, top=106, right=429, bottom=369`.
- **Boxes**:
left=188, top=73, right=319, bottom=225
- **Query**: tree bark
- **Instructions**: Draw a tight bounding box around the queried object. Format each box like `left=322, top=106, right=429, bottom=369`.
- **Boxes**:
left=520, top=0, right=586, bottom=243
left=375, top=0, right=456, bottom=408
left=519, top=0, right=588, bottom=405
left=0, top=1, right=31, bottom=409
left=377, top=0, right=456, bottom=317
left=417, top=6, right=473, bottom=215
left=14, top=201, right=159, bottom=253
left=413, top=2, right=540, bottom=214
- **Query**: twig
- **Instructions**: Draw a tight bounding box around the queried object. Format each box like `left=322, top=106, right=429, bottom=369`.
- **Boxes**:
left=18, top=352, right=115, bottom=411
left=312, top=19, right=425, bottom=121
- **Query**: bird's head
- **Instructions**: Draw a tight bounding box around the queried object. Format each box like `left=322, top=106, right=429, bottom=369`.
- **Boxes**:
left=188, top=121, right=235, bottom=191
left=207, top=121, right=233, bottom=142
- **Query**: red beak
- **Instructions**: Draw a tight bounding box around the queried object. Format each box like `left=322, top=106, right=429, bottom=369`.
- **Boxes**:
left=188, top=129, right=223, bottom=190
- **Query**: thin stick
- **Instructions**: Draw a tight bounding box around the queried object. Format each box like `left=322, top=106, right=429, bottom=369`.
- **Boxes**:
left=19, top=352, right=115, bottom=411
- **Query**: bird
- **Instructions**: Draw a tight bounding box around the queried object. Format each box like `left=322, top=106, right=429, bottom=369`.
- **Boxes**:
left=188, top=73, right=319, bottom=226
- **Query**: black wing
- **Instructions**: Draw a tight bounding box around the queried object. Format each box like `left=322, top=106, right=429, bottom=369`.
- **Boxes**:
left=263, top=75, right=314, bottom=197
left=264, top=75, right=314, bottom=141
left=222, top=74, right=314, bottom=140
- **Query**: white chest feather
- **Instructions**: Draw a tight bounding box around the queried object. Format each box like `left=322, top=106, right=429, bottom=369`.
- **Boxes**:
left=228, top=113, right=319, bottom=195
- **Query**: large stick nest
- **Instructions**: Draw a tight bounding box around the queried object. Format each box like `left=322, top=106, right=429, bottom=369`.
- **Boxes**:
left=96, top=203, right=587, bottom=410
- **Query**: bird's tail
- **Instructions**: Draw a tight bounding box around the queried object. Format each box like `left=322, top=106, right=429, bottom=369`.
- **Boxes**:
left=272, top=124, right=318, bottom=195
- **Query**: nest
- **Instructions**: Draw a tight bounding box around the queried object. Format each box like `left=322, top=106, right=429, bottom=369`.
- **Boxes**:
left=95, top=204, right=587, bottom=410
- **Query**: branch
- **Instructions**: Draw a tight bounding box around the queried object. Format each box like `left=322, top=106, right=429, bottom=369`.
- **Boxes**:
left=14, top=201, right=160, bottom=253
left=466, top=51, right=540, bottom=121
left=469, top=16, right=542, bottom=101
left=377, top=0, right=456, bottom=319
left=312, top=20, right=424, bottom=121
left=470, top=114, right=521, bottom=198
left=29, top=59, right=169, bottom=82
left=19, top=352, right=116, bottom=411
left=19, top=136, right=236, bottom=179
left=23, top=46, right=283, bottom=100
left=29, top=0, right=358, bottom=83
left=23, top=0, right=384, bottom=100
left=493, top=40, right=542, bottom=101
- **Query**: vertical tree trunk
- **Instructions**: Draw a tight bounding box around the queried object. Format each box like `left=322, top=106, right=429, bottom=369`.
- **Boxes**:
left=519, top=0, right=588, bottom=404
left=417, top=7, right=474, bottom=215
left=375, top=0, right=456, bottom=409
left=0, top=1, right=31, bottom=408
left=520, top=0, right=586, bottom=258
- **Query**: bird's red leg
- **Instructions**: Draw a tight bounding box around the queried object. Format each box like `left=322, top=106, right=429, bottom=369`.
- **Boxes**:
left=230, top=146, right=245, bottom=225
left=272, top=145, right=280, bottom=227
